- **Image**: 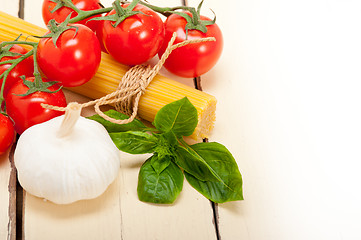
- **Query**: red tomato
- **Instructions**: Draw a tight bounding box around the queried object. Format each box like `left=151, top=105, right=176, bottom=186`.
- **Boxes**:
left=0, top=113, right=15, bottom=155
left=101, top=4, right=164, bottom=66
left=37, top=24, right=101, bottom=87
left=158, top=13, right=223, bottom=78
left=42, top=0, right=102, bottom=32
left=5, top=77, right=67, bottom=134
left=94, top=19, right=108, bottom=53
left=0, top=44, right=34, bottom=96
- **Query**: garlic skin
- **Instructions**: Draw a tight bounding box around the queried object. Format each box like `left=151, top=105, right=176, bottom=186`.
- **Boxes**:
left=14, top=113, right=121, bottom=204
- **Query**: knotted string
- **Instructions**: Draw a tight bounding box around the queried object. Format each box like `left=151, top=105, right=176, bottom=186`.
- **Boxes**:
left=41, top=32, right=215, bottom=124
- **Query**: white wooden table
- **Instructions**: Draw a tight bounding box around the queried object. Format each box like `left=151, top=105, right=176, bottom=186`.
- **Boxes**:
left=1, top=0, right=361, bottom=239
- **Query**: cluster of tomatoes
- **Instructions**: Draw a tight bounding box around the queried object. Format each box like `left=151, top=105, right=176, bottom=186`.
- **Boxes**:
left=41, top=0, right=223, bottom=77
left=0, top=0, right=223, bottom=156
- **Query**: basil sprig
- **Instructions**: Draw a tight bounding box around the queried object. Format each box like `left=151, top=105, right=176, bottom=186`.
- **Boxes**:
left=88, top=97, right=243, bottom=204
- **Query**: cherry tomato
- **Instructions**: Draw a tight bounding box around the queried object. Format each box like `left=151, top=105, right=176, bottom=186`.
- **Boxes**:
left=94, top=19, right=108, bottom=53
left=42, top=0, right=102, bottom=33
left=101, top=3, right=164, bottom=66
left=5, top=77, right=67, bottom=134
left=0, top=44, right=34, bottom=96
left=37, top=24, right=101, bottom=87
left=0, top=113, right=15, bottom=155
left=158, top=13, right=223, bottom=78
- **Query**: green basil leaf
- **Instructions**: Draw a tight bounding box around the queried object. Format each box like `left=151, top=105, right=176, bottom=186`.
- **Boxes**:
left=88, top=109, right=147, bottom=132
left=151, top=154, right=171, bottom=175
left=109, top=131, right=158, bottom=154
left=184, top=142, right=243, bottom=203
left=160, top=131, right=178, bottom=147
left=153, top=97, right=198, bottom=136
left=138, top=156, right=184, bottom=204
left=174, top=145, right=219, bottom=182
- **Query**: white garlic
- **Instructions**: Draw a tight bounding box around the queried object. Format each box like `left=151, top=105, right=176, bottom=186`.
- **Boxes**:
left=14, top=103, right=120, bottom=204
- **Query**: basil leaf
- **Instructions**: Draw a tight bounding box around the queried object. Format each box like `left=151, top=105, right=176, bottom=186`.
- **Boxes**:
left=153, top=97, right=198, bottom=136
left=138, top=156, right=184, bottom=204
left=109, top=131, right=158, bottom=154
left=160, top=131, right=178, bottom=147
left=88, top=109, right=147, bottom=132
left=184, top=142, right=243, bottom=203
left=174, top=145, right=219, bottom=182
left=151, top=154, right=171, bottom=175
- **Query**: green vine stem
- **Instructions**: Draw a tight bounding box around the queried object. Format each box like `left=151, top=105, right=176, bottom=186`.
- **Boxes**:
left=15, top=44, right=62, bottom=97
left=68, top=7, right=114, bottom=23
left=0, top=40, right=61, bottom=111
left=31, top=45, right=44, bottom=89
left=0, top=41, right=37, bottom=111
left=51, top=0, right=205, bottom=26
left=130, top=1, right=193, bottom=17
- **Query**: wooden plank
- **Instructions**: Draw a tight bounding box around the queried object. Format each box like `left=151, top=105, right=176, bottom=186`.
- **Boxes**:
left=0, top=3, right=21, bottom=240
left=0, top=2, right=21, bottom=240
left=0, top=150, right=14, bottom=240
left=0, top=1, right=20, bottom=18
left=114, top=153, right=216, bottom=240
left=21, top=0, right=217, bottom=239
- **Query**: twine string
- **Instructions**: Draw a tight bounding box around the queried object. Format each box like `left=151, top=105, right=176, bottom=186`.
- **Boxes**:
left=41, top=32, right=216, bottom=124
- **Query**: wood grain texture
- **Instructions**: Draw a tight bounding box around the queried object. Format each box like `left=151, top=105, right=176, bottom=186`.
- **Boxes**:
left=0, top=3, right=20, bottom=240
left=0, top=150, right=13, bottom=240
left=116, top=152, right=217, bottom=240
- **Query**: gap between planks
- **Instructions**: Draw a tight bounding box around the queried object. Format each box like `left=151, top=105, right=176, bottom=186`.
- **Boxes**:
left=7, top=1, right=26, bottom=240
left=8, top=144, right=17, bottom=240
left=8, top=142, right=24, bottom=240
left=203, top=137, right=221, bottom=240
left=17, top=1, right=25, bottom=238
left=185, top=0, right=221, bottom=235
left=179, top=29, right=222, bottom=238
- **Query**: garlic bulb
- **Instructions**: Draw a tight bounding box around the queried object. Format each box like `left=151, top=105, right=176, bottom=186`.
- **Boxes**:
left=14, top=103, right=120, bottom=204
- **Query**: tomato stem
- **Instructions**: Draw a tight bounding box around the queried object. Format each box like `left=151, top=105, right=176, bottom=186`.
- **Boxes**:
left=111, top=0, right=147, bottom=27
left=0, top=39, right=62, bottom=104
left=41, top=15, right=79, bottom=47
left=190, top=8, right=199, bottom=25
left=0, top=41, right=37, bottom=49
left=14, top=45, right=62, bottom=97
left=136, top=0, right=216, bottom=34
left=48, top=0, right=112, bottom=24
left=57, top=0, right=81, bottom=13
left=31, top=45, right=42, bottom=89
